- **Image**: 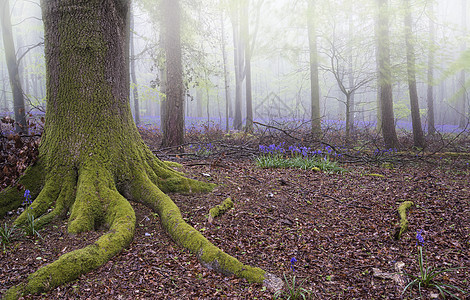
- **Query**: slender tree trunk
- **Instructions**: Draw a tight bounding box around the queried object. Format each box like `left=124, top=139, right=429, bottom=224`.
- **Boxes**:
left=347, top=7, right=355, bottom=138
left=159, top=61, right=167, bottom=128
left=307, top=0, right=321, bottom=136
left=230, top=1, right=244, bottom=130
left=374, top=3, right=382, bottom=134
left=130, top=6, right=140, bottom=125
left=162, top=0, right=184, bottom=148
left=206, top=85, right=210, bottom=123
left=193, top=88, right=200, bottom=118
left=404, top=0, right=425, bottom=148
left=427, top=2, right=436, bottom=135
left=376, top=0, right=399, bottom=149
left=1, top=0, right=27, bottom=134
left=459, top=0, right=467, bottom=128
left=220, top=10, right=231, bottom=132
left=1, top=65, right=8, bottom=111
left=345, top=93, right=351, bottom=139
left=241, top=0, right=253, bottom=133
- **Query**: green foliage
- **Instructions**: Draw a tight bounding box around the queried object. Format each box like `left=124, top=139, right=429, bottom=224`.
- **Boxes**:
left=255, top=154, right=345, bottom=174
left=403, top=245, right=467, bottom=299
left=274, top=273, right=312, bottom=300
left=0, top=222, right=17, bottom=251
left=22, top=213, right=42, bottom=239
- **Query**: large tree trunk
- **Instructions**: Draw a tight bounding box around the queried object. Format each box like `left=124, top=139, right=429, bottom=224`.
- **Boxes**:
left=376, top=0, right=399, bottom=149
left=161, top=0, right=184, bottom=148
left=0, top=0, right=27, bottom=134
left=0, top=1, right=280, bottom=298
left=307, top=0, right=321, bottom=136
left=403, top=0, right=425, bottom=148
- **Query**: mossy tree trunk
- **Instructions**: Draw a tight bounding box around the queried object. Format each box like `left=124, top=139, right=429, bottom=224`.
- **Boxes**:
left=0, top=1, right=280, bottom=298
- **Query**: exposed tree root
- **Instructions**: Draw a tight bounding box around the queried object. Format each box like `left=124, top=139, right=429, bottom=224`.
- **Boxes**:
left=1, top=158, right=282, bottom=299
left=208, top=197, right=234, bottom=223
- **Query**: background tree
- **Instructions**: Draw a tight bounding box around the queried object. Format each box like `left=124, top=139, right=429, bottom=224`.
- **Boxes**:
left=307, top=0, right=321, bottom=136
left=130, top=4, right=141, bottom=125
left=228, top=0, right=244, bottom=130
left=0, top=0, right=27, bottom=134
left=403, top=0, right=425, bottom=148
left=220, top=8, right=232, bottom=132
left=161, top=0, right=185, bottom=148
left=459, top=0, right=467, bottom=128
left=376, top=0, right=399, bottom=149
left=0, top=0, right=281, bottom=297
left=427, top=0, right=436, bottom=135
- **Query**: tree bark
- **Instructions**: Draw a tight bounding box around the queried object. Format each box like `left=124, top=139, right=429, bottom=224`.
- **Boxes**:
left=241, top=0, right=253, bottom=133
left=1, top=0, right=280, bottom=297
left=403, top=0, right=425, bottom=148
left=347, top=8, right=355, bottom=139
left=0, top=0, right=27, bottom=134
left=376, top=0, right=399, bottom=149
left=459, top=0, right=467, bottom=128
left=307, top=0, right=321, bottom=136
left=230, top=0, right=244, bottom=130
left=162, top=0, right=184, bottom=148
left=130, top=5, right=140, bottom=125
left=427, top=2, right=436, bottom=135
left=220, top=10, right=232, bottom=132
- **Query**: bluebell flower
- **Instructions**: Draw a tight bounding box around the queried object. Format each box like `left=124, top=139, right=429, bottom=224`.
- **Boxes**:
left=290, top=257, right=297, bottom=272
left=22, top=189, right=32, bottom=206
left=416, top=229, right=425, bottom=246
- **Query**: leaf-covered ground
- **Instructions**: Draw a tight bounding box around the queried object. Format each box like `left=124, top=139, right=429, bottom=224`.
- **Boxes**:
left=0, top=124, right=469, bottom=299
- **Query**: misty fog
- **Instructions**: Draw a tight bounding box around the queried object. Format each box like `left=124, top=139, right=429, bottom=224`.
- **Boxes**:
left=1, top=0, right=469, bottom=135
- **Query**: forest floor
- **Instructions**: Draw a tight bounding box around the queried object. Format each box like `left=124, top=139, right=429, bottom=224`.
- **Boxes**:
left=0, top=124, right=469, bottom=299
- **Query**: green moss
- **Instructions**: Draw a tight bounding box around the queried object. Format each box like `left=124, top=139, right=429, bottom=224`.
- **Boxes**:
left=209, top=197, right=234, bottom=221
left=131, top=175, right=268, bottom=284
left=394, top=201, right=414, bottom=240
left=4, top=172, right=135, bottom=298
left=0, top=162, right=45, bottom=218
left=364, top=173, right=385, bottom=178
left=163, top=161, right=183, bottom=168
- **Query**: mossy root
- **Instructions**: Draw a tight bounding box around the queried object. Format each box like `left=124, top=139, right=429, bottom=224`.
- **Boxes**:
left=208, top=197, right=234, bottom=223
left=129, top=172, right=282, bottom=291
left=2, top=170, right=136, bottom=300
